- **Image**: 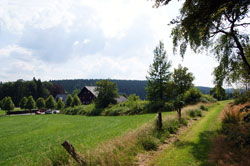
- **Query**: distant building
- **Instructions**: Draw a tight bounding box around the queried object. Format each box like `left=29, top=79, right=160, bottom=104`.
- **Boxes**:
left=78, top=86, right=98, bottom=105
left=55, top=94, right=68, bottom=103
left=78, top=86, right=127, bottom=105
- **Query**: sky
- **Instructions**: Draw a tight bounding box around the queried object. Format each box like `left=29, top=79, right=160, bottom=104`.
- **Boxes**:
left=0, top=0, right=219, bottom=87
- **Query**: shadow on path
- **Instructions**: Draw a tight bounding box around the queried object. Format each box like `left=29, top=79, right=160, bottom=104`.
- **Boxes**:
left=173, top=130, right=217, bottom=166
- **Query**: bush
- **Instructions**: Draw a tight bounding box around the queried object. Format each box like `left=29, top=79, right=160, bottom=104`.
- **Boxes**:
left=46, top=95, right=56, bottom=109
left=188, top=109, right=202, bottom=118
left=184, top=87, right=202, bottom=104
left=2, top=97, right=15, bottom=111
left=200, top=95, right=217, bottom=103
left=26, top=96, right=36, bottom=110
left=164, top=119, right=180, bottom=134
left=19, top=97, right=28, bottom=109
left=36, top=97, right=45, bottom=109
left=234, top=92, right=250, bottom=105
left=200, top=105, right=208, bottom=111
left=138, top=136, right=159, bottom=151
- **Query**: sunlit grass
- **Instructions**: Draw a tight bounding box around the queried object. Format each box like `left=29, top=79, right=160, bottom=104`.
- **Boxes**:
left=150, top=100, right=230, bottom=166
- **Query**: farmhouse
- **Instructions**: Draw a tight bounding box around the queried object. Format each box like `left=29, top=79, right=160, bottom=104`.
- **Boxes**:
left=78, top=86, right=127, bottom=105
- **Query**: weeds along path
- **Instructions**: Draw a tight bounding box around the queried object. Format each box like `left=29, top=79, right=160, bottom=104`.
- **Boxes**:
left=148, top=100, right=229, bottom=166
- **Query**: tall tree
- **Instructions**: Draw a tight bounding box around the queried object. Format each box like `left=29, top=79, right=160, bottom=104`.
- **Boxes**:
left=95, top=79, right=118, bottom=108
left=19, top=97, right=28, bottom=109
left=65, top=94, right=73, bottom=108
left=45, top=95, right=56, bottom=109
left=172, top=65, right=194, bottom=121
left=146, top=41, right=172, bottom=110
left=57, top=98, right=65, bottom=110
left=36, top=97, right=46, bottom=109
left=26, top=96, right=36, bottom=110
left=154, top=0, right=250, bottom=82
left=2, top=97, right=15, bottom=111
left=71, top=95, right=81, bottom=107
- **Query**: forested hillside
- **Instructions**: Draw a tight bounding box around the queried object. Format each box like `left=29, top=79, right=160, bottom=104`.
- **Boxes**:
left=50, top=79, right=213, bottom=99
left=50, top=79, right=147, bottom=99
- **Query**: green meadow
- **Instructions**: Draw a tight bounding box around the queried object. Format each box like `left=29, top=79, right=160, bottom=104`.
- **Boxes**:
left=0, top=113, right=174, bottom=165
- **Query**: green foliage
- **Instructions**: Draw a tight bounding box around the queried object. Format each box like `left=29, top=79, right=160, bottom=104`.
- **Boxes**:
left=0, top=78, right=51, bottom=106
left=200, top=105, right=208, bottom=111
left=139, top=136, right=159, bottom=151
left=146, top=41, right=172, bottom=104
left=19, top=97, right=28, bottom=109
left=57, top=98, right=65, bottom=110
left=95, top=79, right=118, bottom=108
left=71, top=89, right=80, bottom=96
left=164, top=119, right=180, bottom=134
left=184, top=87, right=202, bottom=104
left=2, top=97, right=15, bottom=111
left=36, top=97, right=45, bottom=109
left=234, top=91, right=250, bottom=105
left=26, top=96, right=36, bottom=110
left=210, top=85, right=227, bottom=101
left=189, top=109, right=202, bottom=118
left=71, top=94, right=81, bottom=107
left=200, top=94, right=217, bottom=103
left=65, top=94, right=73, bottom=108
left=0, top=113, right=156, bottom=165
left=155, top=0, right=250, bottom=88
left=45, top=95, right=56, bottom=109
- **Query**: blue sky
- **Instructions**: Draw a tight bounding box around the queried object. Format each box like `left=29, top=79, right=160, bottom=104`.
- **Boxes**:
left=0, top=0, right=218, bottom=87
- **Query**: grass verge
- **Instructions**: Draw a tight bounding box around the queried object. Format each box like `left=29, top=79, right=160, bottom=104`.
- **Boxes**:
left=149, top=100, right=229, bottom=166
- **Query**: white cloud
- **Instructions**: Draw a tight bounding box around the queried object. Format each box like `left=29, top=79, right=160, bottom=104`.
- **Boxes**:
left=0, top=0, right=218, bottom=87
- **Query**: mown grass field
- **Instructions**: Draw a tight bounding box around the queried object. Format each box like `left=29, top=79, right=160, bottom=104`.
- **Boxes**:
left=0, top=112, right=174, bottom=165
left=149, top=100, right=229, bottom=166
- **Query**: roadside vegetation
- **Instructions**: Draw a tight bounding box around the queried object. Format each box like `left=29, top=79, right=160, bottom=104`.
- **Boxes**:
left=209, top=98, right=250, bottom=166
left=149, top=100, right=229, bottom=166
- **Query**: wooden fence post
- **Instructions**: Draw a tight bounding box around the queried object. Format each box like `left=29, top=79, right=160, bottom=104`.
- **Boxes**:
left=62, top=140, right=86, bottom=166
left=157, top=112, right=162, bottom=131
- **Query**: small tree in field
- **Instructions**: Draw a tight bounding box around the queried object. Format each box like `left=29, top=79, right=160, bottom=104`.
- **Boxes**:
left=95, top=79, right=118, bottom=108
left=65, top=94, right=73, bottom=108
left=36, top=97, right=45, bottom=109
left=57, top=98, right=65, bottom=110
left=146, top=41, right=172, bottom=112
left=26, top=96, right=36, bottom=110
left=46, top=95, right=56, bottom=109
left=2, top=97, right=15, bottom=111
left=19, top=97, right=28, bottom=109
left=71, top=95, right=81, bottom=107
left=172, top=65, right=194, bottom=121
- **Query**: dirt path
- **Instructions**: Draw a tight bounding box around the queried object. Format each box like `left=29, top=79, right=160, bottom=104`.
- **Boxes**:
left=135, top=118, right=199, bottom=166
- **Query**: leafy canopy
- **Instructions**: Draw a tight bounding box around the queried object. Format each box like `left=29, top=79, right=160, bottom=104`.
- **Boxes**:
left=95, top=79, right=118, bottom=108
left=154, top=0, right=250, bottom=85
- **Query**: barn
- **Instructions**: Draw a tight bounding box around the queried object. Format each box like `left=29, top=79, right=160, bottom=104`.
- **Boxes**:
left=78, top=86, right=127, bottom=105
left=78, top=86, right=97, bottom=105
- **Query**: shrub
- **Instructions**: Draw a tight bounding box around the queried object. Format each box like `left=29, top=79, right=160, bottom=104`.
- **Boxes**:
left=26, top=96, right=36, bottom=110
left=164, top=119, right=180, bottom=134
left=222, top=111, right=241, bottom=124
left=200, top=105, right=208, bottom=111
left=188, top=109, right=202, bottom=118
left=184, top=87, right=202, bottom=104
left=71, top=95, right=81, bottom=107
left=36, top=97, right=45, bottom=109
left=65, top=94, right=73, bottom=108
left=45, top=95, right=56, bottom=109
left=200, top=95, right=217, bottom=103
left=234, top=92, right=250, bottom=105
left=180, top=118, right=188, bottom=126
left=19, top=97, right=28, bottom=109
left=138, top=136, right=159, bottom=151
left=2, top=97, right=15, bottom=111
left=57, top=98, right=65, bottom=110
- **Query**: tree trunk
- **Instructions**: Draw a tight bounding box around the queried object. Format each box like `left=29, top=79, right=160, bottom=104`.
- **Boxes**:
left=62, top=140, right=86, bottom=166
left=157, top=112, right=162, bottom=131
left=178, top=108, right=182, bottom=122
left=231, top=33, right=250, bottom=75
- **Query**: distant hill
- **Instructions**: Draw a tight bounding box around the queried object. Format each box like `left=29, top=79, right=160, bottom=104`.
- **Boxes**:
left=51, top=79, right=216, bottom=99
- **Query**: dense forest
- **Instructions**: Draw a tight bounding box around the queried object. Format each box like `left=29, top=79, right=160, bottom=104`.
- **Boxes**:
left=51, top=79, right=214, bottom=98
left=1, top=78, right=232, bottom=107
